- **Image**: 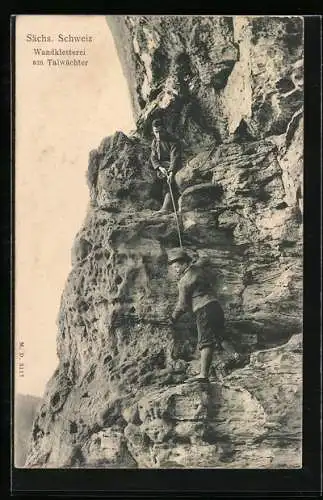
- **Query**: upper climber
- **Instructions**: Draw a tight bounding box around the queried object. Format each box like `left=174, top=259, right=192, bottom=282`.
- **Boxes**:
left=150, top=118, right=182, bottom=213
left=168, top=248, right=246, bottom=383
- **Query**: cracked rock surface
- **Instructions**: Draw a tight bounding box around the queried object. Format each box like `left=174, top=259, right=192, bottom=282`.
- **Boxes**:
left=26, top=16, right=303, bottom=468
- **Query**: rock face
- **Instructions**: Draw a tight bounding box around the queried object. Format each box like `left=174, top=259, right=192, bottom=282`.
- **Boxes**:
left=26, top=16, right=303, bottom=469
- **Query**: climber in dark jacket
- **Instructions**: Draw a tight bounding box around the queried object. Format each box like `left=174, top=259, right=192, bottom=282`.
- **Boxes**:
left=168, top=248, right=244, bottom=383
left=150, top=118, right=181, bottom=213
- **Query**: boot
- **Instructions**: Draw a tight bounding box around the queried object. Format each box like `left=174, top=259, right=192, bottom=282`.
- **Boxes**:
left=156, top=193, right=172, bottom=214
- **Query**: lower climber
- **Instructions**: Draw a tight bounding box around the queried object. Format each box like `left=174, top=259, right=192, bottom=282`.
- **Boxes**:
left=168, top=248, right=246, bottom=383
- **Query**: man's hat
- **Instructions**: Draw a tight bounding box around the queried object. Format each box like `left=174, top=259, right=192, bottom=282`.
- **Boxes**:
left=167, top=247, right=190, bottom=264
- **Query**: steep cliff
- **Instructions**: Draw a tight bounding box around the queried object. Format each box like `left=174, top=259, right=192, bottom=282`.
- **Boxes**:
left=26, top=15, right=303, bottom=469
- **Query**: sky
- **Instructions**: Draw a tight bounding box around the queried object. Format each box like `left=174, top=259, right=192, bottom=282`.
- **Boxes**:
left=15, top=15, right=135, bottom=397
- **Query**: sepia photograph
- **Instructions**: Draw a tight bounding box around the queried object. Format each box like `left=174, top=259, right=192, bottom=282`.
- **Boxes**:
left=14, top=14, right=303, bottom=470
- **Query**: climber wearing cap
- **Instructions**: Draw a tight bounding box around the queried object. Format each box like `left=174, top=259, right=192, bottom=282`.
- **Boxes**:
left=150, top=118, right=181, bottom=213
left=168, top=248, right=243, bottom=383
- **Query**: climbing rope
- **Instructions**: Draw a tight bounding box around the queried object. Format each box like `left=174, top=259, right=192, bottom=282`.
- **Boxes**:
left=166, top=174, right=183, bottom=249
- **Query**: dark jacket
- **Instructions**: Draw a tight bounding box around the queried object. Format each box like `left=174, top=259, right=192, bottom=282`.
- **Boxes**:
left=150, top=132, right=181, bottom=174
left=172, top=260, right=218, bottom=320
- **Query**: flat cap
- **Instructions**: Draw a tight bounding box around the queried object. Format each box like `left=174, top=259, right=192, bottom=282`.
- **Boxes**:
left=167, top=247, right=190, bottom=264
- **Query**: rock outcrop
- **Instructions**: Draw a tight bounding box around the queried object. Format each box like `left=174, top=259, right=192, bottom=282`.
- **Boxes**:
left=26, top=15, right=303, bottom=469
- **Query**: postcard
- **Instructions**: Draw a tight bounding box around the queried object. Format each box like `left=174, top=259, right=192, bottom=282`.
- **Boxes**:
left=14, top=14, right=303, bottom=469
